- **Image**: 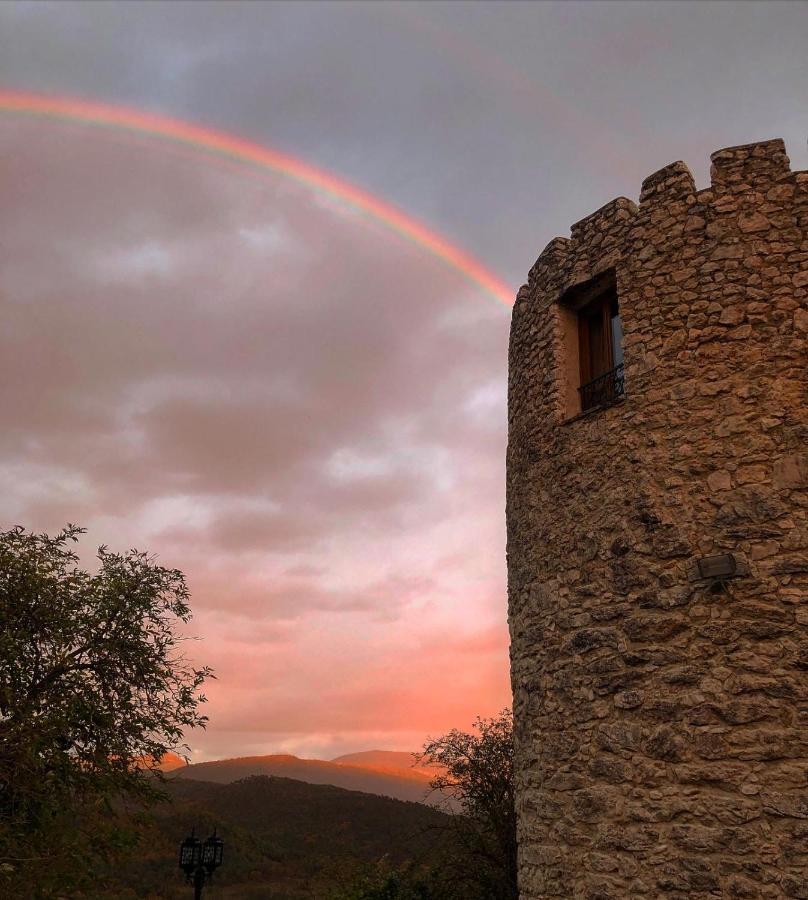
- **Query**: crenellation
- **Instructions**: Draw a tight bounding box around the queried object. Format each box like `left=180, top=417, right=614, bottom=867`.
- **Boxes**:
left=570, top=196, right=638, bottom=239
left=639, top=160, right=696, bottom=207
left=528, top=237, right=571, bottom=289
left=568, top=199, right=638, bottom=282
left=709, top=139, right=791, bottom=193
left=507, top=138, right=807, bottom=898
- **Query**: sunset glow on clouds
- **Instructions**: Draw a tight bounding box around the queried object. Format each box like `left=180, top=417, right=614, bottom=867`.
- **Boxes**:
left=1, top=0, right=805, bottom=760
left=0, top=117, right=511, bottom=759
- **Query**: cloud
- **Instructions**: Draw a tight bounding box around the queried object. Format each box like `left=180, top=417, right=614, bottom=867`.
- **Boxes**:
left=0, top=116, right=510, bottom=757
left=198, top=619, right=511, bottom=736
left=91, top=240, right=175, bottom=282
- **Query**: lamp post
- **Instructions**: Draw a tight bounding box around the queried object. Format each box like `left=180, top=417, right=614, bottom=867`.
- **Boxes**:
left=179, top=827, right=224, bottom=899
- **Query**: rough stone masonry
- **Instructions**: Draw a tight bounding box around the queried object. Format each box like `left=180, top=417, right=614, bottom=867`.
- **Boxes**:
left=507, top=140, right=807, bottom=898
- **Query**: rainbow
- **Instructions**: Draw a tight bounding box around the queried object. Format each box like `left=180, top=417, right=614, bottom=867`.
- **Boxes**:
left=0, top=89, right=513, bottom=307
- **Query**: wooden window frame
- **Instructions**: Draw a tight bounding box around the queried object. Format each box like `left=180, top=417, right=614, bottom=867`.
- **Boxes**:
left=558, top=269, right=623, bottom=417
left=578, top=290, right=618, bottom=387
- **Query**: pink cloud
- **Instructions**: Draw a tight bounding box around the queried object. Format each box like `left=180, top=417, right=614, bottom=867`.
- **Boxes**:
left=0, top=116, right=511, bottom=759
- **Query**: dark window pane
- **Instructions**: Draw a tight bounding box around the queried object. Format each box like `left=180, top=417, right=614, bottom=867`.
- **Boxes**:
left=581, top=294, right=613, bottom=380
left=611, top=313, right=623, bottom=367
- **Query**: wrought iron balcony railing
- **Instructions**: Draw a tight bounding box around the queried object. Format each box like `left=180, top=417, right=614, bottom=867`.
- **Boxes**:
left=578, top=363, right=625, bottom=412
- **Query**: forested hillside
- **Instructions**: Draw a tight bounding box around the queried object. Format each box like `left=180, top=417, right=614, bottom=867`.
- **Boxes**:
left=89, top=775, right=454, bottom=898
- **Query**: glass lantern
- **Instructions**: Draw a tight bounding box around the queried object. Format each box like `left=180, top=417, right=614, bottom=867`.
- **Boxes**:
left=203, top=830, right=224, bottom=874
left=179, top=834, right=202, bottom=877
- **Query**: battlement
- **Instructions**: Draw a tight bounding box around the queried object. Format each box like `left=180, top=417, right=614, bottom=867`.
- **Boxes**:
left=526, top=138, right=804, bottom=293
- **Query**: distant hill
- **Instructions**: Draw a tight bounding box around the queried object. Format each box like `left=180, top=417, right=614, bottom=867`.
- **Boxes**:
left=93, top=775, right=455, bottom=898
left=173, top=753, right=436, bottom=806
left=331, top=750, right=420, bottom=768
left=155, top=751, right=188, bottom=772
left=331, top=749, right=442, bottom=779
left=133, top=750, right=188, bottom=773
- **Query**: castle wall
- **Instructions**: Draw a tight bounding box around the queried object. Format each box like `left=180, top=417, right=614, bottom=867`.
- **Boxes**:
left=507, top=140, right=807, bottom=898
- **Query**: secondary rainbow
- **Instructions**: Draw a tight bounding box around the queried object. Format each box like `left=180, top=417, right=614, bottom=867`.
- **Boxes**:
left=0, top=89, right=513, bottom=307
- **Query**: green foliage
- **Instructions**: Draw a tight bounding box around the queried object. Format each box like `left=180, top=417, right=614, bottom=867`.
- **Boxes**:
left=0, top=524, right=211, bottom=895
left=418, top=710, right=517, bottom=900
left=331, top=860, right=436, bottom=900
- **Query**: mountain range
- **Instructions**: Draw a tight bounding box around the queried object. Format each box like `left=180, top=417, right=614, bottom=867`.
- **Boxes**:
left=170, top=749, right=442, bottom=806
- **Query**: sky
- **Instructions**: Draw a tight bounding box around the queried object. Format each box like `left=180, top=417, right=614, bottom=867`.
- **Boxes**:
left=0, top=1, right=805, bottom=762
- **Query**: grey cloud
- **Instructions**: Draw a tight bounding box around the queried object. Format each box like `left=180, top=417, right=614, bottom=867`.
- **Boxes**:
left=3, top=1, right=805, bottom=282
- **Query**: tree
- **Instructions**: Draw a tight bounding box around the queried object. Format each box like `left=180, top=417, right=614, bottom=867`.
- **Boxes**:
left=418, top=709, right=517, bottom=900
left=0, top=524, right=211, bottom=893
left=332, top=860, right=436, bottom=900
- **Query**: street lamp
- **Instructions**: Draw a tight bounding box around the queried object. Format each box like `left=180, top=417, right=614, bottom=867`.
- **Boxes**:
left=178, top=827, right=224, bottom=899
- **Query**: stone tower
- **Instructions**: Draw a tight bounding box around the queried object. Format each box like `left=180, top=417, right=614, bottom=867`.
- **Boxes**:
left=507, top=140, right=807, bottom=899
